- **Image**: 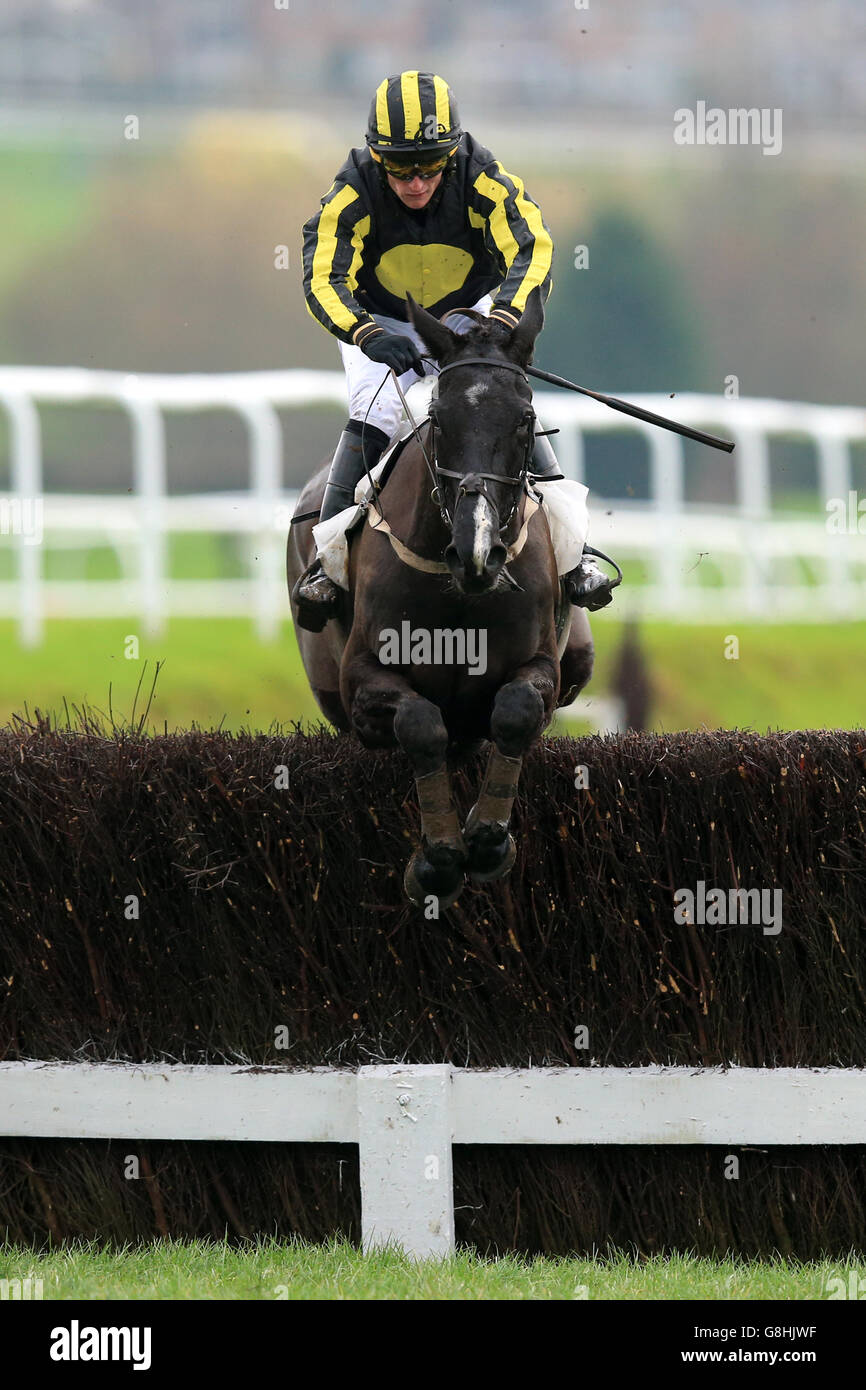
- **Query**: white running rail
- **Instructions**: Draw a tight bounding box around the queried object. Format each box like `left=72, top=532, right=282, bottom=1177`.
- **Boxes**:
left=0, top=367, right=864, bottom=646
left=2, top=1061, right=865, bottom=1258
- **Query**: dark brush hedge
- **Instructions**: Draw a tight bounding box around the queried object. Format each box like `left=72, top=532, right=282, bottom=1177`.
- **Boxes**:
left=2, top=1138, right=865, bottom=1259
left=1, top=722, right=866, bottom=1067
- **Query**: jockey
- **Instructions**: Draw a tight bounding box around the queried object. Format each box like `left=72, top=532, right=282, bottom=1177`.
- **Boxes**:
left=295, top=70, right=616, bottom=628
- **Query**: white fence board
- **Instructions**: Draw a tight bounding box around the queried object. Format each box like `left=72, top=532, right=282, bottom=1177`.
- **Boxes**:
left=0, top=1062, right=357, bottom=1143
left=451, top=1067, right=866, bottom=1145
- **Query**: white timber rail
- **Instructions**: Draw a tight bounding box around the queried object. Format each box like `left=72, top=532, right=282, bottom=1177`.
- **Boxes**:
left=0, top=368, right=865, bottom=645
left=2, top=1061, right=865, bottom=1259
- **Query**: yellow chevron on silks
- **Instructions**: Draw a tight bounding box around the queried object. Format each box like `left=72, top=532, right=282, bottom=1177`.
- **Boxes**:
left=373, top=243, right=474, bottom=307
left=473, top=164, right=552, bottom=312
left=309, top=183, right=362, bottom=332
left=346, top=215, right=371, bottom=293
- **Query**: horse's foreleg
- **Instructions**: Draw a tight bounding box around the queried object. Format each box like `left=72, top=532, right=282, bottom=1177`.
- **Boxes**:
left=343, top=652, right=466, bottom=909
left=393, top=696, right=467, bottom=909
left=464, top=660, right=556, bottom=883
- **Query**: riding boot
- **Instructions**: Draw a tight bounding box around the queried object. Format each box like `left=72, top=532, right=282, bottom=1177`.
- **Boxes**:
left=530, top=431, right=619, bottom=612
left=292, top=420, right=390, bottom=632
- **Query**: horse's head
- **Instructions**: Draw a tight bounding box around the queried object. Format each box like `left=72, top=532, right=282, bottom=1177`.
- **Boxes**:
left=407, top=287, right=545, bottom=595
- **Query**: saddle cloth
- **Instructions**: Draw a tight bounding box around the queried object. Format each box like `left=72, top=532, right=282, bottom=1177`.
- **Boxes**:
left=312, top=426, right=590, bottom=591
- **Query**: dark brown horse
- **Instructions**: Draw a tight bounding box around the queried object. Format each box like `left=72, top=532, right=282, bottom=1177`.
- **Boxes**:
left=286, top=287, right=594, bottom=908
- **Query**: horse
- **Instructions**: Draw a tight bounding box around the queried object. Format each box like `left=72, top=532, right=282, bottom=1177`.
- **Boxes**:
left=286, top=286, right=595, bottom=908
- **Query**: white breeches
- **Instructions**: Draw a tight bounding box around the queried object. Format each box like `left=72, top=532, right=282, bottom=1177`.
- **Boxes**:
left=338, top=293, right=494, bottom=440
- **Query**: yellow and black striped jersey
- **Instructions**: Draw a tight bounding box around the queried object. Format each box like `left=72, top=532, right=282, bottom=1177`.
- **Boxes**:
left=302, top=133, right=553, bottom=346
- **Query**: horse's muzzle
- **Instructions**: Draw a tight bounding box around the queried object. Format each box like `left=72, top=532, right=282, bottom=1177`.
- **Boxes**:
left=445, top=493, right=507, bottom=593
left=444, top=538, right=507, bottom=592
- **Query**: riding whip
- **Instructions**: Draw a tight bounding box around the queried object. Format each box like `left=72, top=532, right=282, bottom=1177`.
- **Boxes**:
left=525, top=366, right=735, bottom=454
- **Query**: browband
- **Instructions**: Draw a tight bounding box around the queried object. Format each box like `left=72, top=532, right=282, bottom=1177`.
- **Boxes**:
left=437, top=356, right=528, bottom=382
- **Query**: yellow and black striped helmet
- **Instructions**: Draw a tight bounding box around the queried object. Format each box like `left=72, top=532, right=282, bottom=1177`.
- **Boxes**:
left=366, top=71, right=461, bottom=156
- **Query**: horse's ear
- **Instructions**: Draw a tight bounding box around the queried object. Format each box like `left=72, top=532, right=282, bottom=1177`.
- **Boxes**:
left=507, top=286, right=546, bottom=366
left=406, top=294, right=461, bottom=363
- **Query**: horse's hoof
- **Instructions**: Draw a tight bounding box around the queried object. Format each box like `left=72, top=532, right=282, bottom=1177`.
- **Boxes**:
left=465, top=821, right=517, bottom=884
left=404, top=845, right=465, bottom=910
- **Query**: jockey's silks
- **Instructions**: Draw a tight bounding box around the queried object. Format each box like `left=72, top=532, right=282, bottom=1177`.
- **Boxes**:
left=302, top=133, right=553, bottom=345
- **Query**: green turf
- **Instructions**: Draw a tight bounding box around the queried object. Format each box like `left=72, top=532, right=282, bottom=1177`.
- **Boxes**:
left=0, top=618, right=319, bottom=735
left=580, top=615, right=866, bottom=735
left=0, top=616, right=862, bottom=737
left=0, top=1238, right=861, bottom=1300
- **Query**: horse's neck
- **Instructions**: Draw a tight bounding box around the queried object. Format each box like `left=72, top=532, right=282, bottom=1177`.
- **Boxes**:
left=387, top=429, right=449, bottom=558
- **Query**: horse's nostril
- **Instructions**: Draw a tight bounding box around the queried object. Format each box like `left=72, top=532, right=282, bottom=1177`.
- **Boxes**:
left=444, top=544, right=462, bottom=578
left=486, top=543, right=507, bottom=574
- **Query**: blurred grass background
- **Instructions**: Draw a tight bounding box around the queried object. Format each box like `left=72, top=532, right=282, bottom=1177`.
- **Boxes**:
left=3, top=615, right=863, bottom=736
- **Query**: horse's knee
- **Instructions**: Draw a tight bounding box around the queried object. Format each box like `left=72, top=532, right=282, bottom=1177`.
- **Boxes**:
left=394, top=696, right=448, bottom=775
left=491, top=680, right=545, bottom=757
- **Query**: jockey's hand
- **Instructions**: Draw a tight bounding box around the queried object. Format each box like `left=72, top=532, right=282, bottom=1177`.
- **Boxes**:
left=362, top=330, right=424, bottom=376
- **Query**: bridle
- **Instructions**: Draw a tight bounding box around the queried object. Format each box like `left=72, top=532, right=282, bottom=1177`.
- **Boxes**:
left=430, top=356, right=535, bottom=535
left=400, top=354, right=562, bottom=538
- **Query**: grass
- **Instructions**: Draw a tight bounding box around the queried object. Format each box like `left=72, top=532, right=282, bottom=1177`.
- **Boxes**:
left=0, top=1238, right=861, bottom=1300
left=0, top=618, right=319, bottom=735
left=0, top=615, right=863, bottom=737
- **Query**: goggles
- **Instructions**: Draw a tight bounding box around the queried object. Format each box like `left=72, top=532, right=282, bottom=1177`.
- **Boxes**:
left=380, top=151, right=453, bottom=181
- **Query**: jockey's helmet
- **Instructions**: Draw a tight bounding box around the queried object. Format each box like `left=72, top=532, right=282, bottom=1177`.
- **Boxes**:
left=366, top=71, right=462, bottom=166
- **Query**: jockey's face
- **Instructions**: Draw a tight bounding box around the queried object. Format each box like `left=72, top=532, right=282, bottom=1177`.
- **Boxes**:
left=386, top=170, right=443, bottom=209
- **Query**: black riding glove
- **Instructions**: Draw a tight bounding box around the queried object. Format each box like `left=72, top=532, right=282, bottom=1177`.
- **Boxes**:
left=362, top=330, right=424, bottom=376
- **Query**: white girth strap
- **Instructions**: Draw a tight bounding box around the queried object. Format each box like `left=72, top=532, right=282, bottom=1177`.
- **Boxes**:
left=366, top=494, right=540, bottom=575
